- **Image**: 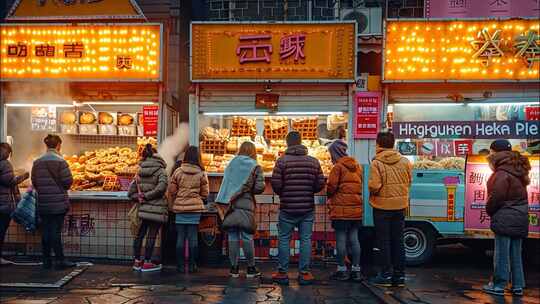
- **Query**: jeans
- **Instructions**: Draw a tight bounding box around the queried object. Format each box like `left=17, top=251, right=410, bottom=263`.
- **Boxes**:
left=228, top=229, right=255, bottom=267
left=40, top=214, right=66, bottom=261
left=493, top=234, right=525, bottom=289
left=334, top=221, right=361, bottom=268
left=373, top=208, right=405, bottom=277
left=278, top=211, right=314, bottom=273
left=176, top=224, right=198, bottom=265
left=0, top=213, right=11, bottom=259
left=133, top=220, right=161, bottom=261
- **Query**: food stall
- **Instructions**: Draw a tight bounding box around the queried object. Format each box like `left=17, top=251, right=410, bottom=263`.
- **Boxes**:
left=0, top=22, right=166, bottom=259
left=189, top=22, right=357, bottom=260
left=380, top=18, right=540, bottom=265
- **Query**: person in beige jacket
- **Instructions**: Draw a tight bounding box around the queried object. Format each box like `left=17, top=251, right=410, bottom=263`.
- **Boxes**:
left=368, top=132, right=412, bottom=288
left=167, top=146, right=209, bottom=273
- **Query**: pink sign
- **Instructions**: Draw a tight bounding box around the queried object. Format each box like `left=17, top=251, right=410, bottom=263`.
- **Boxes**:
left=354, top=92, right=381, bottom=139
left=437, top=140, right=455, bottom=157
left=425, top=0, right=539, bottom=18
left=465, top=158, right=540, bottom=237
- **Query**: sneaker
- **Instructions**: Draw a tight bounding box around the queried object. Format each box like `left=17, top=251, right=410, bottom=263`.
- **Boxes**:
left=229, top=266, right=240, bottom=278
left=392, top=275, right=405, bottom=287
left=482, top=283, right=505, bottom=296
left=330, top=271, right=350, bottom=281
left=132, top=259, right=142, bottom=271
left=369, top=274, right=393, bottom=287
left=298, top=271, right=315, bottom=285
left=351, top=271, right=363, bottom=282
left=511, top=288, right=524, bottom=296
left=246, top=266, right=261, bottom=278
left=188, top=263, right=198, bottom=273
left=55, top=260, right=76, bottom=270
left=272, top=271, right=289, bottom=285
left=141, top=261, right=162, bottom=272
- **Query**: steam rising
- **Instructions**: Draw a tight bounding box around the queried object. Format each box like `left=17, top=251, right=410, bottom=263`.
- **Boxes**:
left=157, top=123, right=190, bottom=175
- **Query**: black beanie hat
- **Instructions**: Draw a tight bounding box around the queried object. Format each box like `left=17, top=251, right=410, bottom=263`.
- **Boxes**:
left=286, top=131, right=302, bottom=147
left=490, top=139, right=512, bottom=152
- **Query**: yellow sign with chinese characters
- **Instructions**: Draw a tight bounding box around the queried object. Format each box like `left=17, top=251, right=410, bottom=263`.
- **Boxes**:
left=191, top=23, right=356, bottom=81
left=0, top=24, right=161, bottom=81
left=384, top=19, right=540, bottom=81
left=6, top=0, right=144, bottom=20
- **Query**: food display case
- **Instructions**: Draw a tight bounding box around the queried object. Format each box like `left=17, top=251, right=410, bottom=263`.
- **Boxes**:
left=3, top=101, right=160, bottom=259
left=198, top=114, right=348, bottom=177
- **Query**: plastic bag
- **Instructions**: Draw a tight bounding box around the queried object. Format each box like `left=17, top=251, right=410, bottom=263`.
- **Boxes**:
left=11, top=189, right=38, bottom=232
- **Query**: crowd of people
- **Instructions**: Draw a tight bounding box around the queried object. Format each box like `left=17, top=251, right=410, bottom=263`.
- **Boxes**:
left=0, top=132, right=532, bottom=296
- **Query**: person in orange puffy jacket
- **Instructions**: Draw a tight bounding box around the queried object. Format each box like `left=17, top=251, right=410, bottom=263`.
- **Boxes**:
left=326, top=139, right=363, bottom=282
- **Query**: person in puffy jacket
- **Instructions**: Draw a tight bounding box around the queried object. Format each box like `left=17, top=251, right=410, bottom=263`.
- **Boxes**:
left=128, top=144, right=168, bottom=273
left=368, top=132, right=412, bottom=287
left=326, top=140, right=363, bottom=282
left=0, top=143, right=29, bottom=266
left=31, top=135, right=74, bottom=270
left=271, top=131, right=325, bottom=286
left=482, top=139, right=531, bottom=297
left=167, top=146, right=208, bottom=273
left=216, top=141, right=265, bottom=278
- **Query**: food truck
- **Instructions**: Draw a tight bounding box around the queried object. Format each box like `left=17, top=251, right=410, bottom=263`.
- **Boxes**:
left=378, top=18, right=540, bottom=265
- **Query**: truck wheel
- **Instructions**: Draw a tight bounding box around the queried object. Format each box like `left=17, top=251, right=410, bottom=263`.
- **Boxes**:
left=404, top=225, right=435, bottom=266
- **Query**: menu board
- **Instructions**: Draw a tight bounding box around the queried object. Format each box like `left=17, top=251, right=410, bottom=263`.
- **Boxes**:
left=31, top=106, right=57, bottom=132
left=464, top=155, right=540, bottom=238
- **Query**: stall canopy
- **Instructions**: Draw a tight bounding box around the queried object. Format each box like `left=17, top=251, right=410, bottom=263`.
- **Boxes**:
left=5, top=0, right=145, bottom=21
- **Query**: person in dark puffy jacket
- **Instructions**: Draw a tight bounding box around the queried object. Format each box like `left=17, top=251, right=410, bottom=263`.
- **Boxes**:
left=271, top=131, right=325, bottom=286
left=31, top=135, right=74, bottom=270
left=0, top=143, right=29, bottom=266
left=483, top=139, right=531, bottom=297
left=128, top=144, right=168, bottom=273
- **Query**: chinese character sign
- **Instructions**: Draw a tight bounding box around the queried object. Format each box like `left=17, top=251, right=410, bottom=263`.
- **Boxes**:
left=464, top=156, right=540, bottom=238
left=191, top=23, right=355, bottom=81
left=354, top=92, right=381, bottom=139
left=384, top=20, right=540, bottom=81
left=425, top=0, right=539, bottom=18
left=142, top=105, right=159, bottom=136
left=0, top=24, right=161, bottom=81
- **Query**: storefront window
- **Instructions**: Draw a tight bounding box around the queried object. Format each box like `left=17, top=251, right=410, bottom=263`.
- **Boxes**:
left=197, top=113, right=349, bottom=175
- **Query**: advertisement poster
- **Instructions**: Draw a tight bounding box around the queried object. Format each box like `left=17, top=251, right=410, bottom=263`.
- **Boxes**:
left=142, top=106, right=159, bottom=136
left=31, top=106, right=57, bottom=132
left=464, top=156, right=540, bottom=238
left=394, top=121, right=540, bottom=139
left=354, top=92, right=381, bottom=139
left=526, top=106, right=540, bottom=121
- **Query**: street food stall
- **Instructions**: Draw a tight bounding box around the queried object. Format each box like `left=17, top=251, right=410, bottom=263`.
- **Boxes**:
left=190, top=22, right=357, bottom=260
left=379, top=18, right=540, bottom=265
left=0, top=21, right=166, bottom=259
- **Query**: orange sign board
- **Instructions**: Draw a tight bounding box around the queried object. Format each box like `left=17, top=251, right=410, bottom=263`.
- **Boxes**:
left=0, top=24, right=162, bottom=81
left=384, top=19, right=540, bottom=82
left=6, top=0, right=144, bottom=20
left=191, top=23, right=356, bottom=82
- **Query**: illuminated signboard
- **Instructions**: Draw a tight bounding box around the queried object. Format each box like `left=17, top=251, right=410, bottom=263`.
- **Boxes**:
left=0, top=24, right=162, bottom=81
left=6, top=0, right=145, bottom=20
left=191, top=23, right=356, bottom=82
left=384, top=19, right=540, bottom=82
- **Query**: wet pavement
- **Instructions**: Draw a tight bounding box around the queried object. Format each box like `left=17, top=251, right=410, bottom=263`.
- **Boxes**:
left=0, top=244, right=539, bottom=304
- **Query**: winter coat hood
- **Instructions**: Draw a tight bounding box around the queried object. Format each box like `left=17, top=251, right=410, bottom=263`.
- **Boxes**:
left=374, top=148, right=403, bottom=165
left=179, top=163, right=203, bottom=175
left=338, top=156, right=360, bottom=171
left=139, top=155, right=167, bottom=177
left=488, top=151, right=531, bottom=185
